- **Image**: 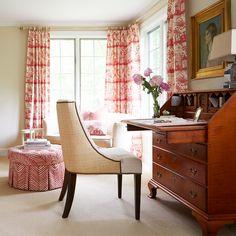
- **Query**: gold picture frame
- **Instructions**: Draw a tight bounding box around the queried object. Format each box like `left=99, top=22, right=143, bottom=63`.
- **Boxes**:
left=191, top=0, right=231, bottom=79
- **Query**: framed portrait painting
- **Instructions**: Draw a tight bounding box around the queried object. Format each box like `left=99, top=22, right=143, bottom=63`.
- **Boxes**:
left=191, top=0, right=231, bottom=79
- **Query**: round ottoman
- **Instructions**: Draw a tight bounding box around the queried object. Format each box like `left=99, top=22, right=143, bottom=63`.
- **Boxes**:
left=8, top=145, right=65, bottom=191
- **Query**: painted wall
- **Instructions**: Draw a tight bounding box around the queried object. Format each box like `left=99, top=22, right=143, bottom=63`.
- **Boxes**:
left=0, top=0, right=236, bottom=150
left=0, top=27, right=27, bottom=151
left=186, top=0, right=236, bottom=90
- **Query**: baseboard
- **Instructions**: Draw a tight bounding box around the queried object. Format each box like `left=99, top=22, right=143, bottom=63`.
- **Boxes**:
left=0, top=148, right=8, bottom=157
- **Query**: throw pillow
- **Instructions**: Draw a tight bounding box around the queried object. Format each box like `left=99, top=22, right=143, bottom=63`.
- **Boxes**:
left=84, top=120, right=107, bottom=136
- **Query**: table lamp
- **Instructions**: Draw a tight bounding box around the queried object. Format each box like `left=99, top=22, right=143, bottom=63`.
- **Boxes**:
left=208, top=29, right=236, bottom=88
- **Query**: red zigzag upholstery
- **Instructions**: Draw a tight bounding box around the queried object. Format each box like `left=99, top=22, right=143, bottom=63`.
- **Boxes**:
left=8, top=145, right=64, bottom=191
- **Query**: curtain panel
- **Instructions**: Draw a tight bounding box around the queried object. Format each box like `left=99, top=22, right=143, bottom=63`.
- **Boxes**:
left=167, top=0, right=188, bottom=93
left=105, top=24, right=141, bottom=115
left=24, top=28, right=50, bottom=130
left=105, top=24, right=142, bottom=158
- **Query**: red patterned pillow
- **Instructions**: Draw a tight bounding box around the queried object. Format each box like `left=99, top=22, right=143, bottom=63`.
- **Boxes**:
left=84, top=121, right=107, bottom=136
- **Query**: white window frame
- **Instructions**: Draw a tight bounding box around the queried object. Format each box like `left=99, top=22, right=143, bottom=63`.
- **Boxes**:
left=50, top=31, right=107, bottom=110
left=140, top=6, right=167, bottom=118
left=49, top=37, right=76, bottom=120
left=79, top=37, right=107, bottom=111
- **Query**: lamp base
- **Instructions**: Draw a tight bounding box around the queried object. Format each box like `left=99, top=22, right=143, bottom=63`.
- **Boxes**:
left=230, top=62, right=236, bottom=82
left=223, top=81, right=236, bottom=88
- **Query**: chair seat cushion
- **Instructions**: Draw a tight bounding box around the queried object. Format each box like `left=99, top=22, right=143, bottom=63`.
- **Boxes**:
left=98, top=147, right=142, bottom=174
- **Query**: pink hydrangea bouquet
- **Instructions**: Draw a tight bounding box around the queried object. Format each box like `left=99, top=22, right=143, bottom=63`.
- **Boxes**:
left=132, top=68, right=169, bottom=118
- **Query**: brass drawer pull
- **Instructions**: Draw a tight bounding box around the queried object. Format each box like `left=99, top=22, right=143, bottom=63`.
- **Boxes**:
left=189, top=190, right=197, bottom=199
left=190, top=148, right=197, bottom=156
left=157, top=139, right=162, bottom=144
left=157, top=154, right=162, bottom=160
left=156, top=172, right=162, bottom=179
left=190, top=168, right=198, bottom=176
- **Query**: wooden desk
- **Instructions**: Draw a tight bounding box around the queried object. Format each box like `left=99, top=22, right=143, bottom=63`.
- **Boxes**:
left=124, top=88, right=236, bottom=236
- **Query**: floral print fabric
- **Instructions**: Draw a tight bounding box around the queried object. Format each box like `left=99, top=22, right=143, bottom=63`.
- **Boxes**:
left=105, top=24, right=141, bottom=115
left=105, top=24, right=142, bottom=158
left=24, top=28, right=50, bottom=131
left=167, top=0, right=188, bottom=93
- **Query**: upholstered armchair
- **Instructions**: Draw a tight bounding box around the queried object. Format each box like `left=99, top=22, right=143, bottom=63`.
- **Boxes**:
left=42, top=118, right=61, bottom=144
left=43, top=112, right=132, bottom=149
left=57, top=100, right=142, bottom=220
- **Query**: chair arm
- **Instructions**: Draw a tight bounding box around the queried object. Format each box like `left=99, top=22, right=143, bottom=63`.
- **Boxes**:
left=46, top=135, right=61, bottom=145
left=112, top=122, right=131, bottom=151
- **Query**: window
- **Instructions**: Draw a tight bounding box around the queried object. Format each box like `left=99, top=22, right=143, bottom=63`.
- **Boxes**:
left=147, top=21, right=167, bottom=82
left=140, top=7, right=167, bottom=117
left=50, top=32, right=107, bottom=119
left=148, top=26, right=161, bottom=74
left=50, top=39, right=75, bottom=116
left=80, top=39, right=107, bottom=111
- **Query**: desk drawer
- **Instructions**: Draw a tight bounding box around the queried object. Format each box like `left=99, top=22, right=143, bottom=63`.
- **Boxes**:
left=153, top=132, right=167, bottom=145
left=183, top=178, right=206, bottom=211
left=153, top=164, right=206, bottom=211
left=153, top=147, right=206, bottom=185
left=154, top=143, right=207, bottom=163
left=153, top=163, right=184, bottom=194
left=169, top=143, right=207, bottom=162
left=153, top=128, right=206, bottom=145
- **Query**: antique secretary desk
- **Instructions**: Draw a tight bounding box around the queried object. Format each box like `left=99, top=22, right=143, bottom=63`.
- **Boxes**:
left=124, top=88, right=236, bottom=236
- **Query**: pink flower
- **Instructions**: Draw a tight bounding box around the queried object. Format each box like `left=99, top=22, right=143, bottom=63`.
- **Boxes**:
left=132, top=74, right=143, bottom=85
left=144, top=68, right=153, bottom=76
left=149, top=75, right=163, bottom=87
left=160, top=82, right=170, bottom=91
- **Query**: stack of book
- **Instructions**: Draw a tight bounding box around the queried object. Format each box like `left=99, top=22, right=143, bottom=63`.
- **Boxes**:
left=24, top=139, right=51, bottom=150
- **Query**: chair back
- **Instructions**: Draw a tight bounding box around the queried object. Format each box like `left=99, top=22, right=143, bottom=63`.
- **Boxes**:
left=57, top=101, right=120, bottom=174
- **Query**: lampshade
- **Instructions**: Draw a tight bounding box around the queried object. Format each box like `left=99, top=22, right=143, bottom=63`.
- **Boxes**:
left=208, top=29, right=236, bottom=62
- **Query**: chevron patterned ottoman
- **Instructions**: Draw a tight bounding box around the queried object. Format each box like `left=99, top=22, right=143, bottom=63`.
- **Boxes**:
left=8, top=145, right=65, bottom=191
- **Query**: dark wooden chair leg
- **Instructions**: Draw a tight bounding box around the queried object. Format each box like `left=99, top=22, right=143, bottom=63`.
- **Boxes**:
left=62, top=172, right=77, bottom=218
left=118, top=174, right=122, bottom=198
left=59, top=169, right=69, bottom=201
left=134, top=174, right=141, bottom=220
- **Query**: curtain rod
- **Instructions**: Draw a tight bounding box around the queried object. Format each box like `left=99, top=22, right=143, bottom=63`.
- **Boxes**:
left=19, top=26, right=110, bottom=31
left=20, top=26, right=50, bottom=31
left=20, top=24, right=138, bottom=32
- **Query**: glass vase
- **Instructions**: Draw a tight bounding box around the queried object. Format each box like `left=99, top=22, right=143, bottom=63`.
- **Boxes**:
left=152, top=97, right=160, bottom=118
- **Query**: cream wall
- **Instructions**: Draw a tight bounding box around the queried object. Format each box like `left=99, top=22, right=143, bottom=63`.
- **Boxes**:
left=0, top=0, right=236, bottom=151
left=186, top=0, right=236, bottom=90
left=0, top=27, right=27, bottom=151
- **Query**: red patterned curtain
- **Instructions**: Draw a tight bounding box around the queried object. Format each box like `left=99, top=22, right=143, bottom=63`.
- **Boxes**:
left=167, top=0, right=188, bottom=93
left=105, top=24, right=141, bottom=115
left=105, top=24, right=142, bottom=158
left=24, top=28, right=50, bottom=130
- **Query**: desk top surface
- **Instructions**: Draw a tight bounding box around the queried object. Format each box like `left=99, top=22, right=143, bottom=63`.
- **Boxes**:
left=123, top=117, right=207, bottom=132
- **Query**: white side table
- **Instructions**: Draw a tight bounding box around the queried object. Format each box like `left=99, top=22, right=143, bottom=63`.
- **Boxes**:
left=21, top=128, right=44, bottom=144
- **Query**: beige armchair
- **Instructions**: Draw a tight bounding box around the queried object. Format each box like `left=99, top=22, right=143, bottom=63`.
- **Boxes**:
left=57, top=100, right=142, bottom=220
left=43, top=113, right=132, bottom=149
left=42, top=118, right=61, bottom=144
